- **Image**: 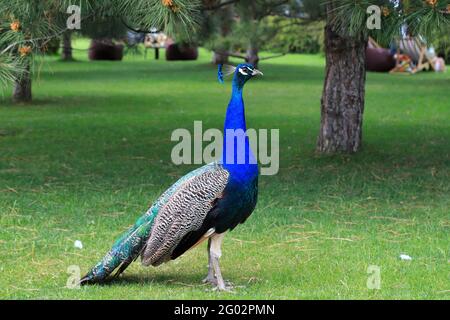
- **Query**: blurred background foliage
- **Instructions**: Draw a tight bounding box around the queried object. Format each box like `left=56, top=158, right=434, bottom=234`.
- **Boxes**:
left=262, top=17, right=324, bottom=54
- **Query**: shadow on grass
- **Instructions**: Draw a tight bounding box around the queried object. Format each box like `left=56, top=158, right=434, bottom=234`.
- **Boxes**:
left=0, top=98, right=69, bottom=108
left=0, top=94, right=173, bottom=110
left=95, top=273, right=210, bottom=289
left=40, top=60, right=210, bottom=83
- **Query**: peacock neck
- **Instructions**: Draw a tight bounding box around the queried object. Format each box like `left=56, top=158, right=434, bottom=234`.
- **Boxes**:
left=224, top=83, right=246, bottom=132
left=221, top=80, right=258, bottom=182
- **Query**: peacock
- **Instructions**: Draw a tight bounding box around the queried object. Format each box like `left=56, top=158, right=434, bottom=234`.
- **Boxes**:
left=80, top=63, right=263, bottom=291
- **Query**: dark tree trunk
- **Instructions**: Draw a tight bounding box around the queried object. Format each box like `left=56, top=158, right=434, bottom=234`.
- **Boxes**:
left=316, top=24, right=366, bottom=153
left=12, top=64, right=32, bottom=103
left=212, top=51, right=229, bottom=64
left=61, top=31, right=73, bottom=61
left=246, top=45, right=259, bottom=68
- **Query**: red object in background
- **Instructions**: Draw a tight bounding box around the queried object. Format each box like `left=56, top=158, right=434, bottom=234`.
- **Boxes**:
left=165, top=43, right=198, bottom=61
left=89, top=40, right=124, bottom=61
left=365, top=47, right=396, bottom=72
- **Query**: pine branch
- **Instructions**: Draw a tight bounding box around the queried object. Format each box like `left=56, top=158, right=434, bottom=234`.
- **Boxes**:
left=1, top=13, right=95, bottom=56
left=327, top=0, right=450, bottom=43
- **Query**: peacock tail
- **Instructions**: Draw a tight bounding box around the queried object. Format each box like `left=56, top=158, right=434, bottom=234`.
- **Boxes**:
left=79, top=205, right=156, bottom=284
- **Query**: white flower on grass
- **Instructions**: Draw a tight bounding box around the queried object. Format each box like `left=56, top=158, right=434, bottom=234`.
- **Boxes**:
left=399, top=254, right=412, bottom=261
left=74, top=240, right=83, bottom=249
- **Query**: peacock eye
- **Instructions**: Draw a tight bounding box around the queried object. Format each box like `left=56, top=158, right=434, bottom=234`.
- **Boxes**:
left=238, top=68, right=249, bottom=76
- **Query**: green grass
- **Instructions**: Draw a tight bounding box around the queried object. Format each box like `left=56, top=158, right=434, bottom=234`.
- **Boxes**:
left=0, top=39, right=449, bottom=299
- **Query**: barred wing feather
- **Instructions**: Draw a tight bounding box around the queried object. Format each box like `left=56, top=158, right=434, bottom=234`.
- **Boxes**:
left=141, top=162, right=229, bottom=266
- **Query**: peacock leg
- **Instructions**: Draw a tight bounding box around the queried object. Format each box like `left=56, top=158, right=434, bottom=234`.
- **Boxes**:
left=202, top=238, right=217, bottom=285
left=210, top=233, right=233, bottom=291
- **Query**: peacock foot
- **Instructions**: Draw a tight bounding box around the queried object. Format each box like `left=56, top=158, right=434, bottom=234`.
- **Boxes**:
left=203, top=276, right=234, bottom=292
left=202, top=275, right=218, bottom=286
left=213, top=280, right=235, bottom=292
left=213, top=281, right=235, bottom=293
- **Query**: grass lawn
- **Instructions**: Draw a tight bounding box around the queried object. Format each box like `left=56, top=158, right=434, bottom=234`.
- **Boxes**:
left=0, top=39, right=449, bottom=299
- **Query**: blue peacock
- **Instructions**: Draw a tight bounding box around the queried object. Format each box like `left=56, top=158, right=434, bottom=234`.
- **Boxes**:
left=80, top=63, right=263, bottom=291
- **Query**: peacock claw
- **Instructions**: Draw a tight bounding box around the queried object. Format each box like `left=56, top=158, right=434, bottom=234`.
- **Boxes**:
left=203, top=277, right=235, bottom=292
left=213, top=280, right=235, bottom=292
left=202, top=275, right=218, bottom=286
left=214, top=283, right=235, bottom=293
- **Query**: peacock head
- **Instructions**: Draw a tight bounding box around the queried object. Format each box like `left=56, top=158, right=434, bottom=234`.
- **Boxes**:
left=218, top=63, right=263, bottom=89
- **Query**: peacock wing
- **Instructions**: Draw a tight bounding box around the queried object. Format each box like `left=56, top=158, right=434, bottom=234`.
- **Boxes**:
left=141, top=162, right=229, bottom=266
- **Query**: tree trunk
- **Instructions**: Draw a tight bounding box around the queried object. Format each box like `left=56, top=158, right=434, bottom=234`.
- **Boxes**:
left=61, top=31, right=73, bottom=61
left=316, top=24, right=366, bottom=153
left=211, top=51, right=229, bottom=64
left=246, top=45, right=259, bottom=68
left=12, top=64, right=32, bottom=103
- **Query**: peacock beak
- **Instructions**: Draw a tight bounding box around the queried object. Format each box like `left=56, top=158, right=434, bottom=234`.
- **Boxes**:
left=252, top=69, right=263, bottom=76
